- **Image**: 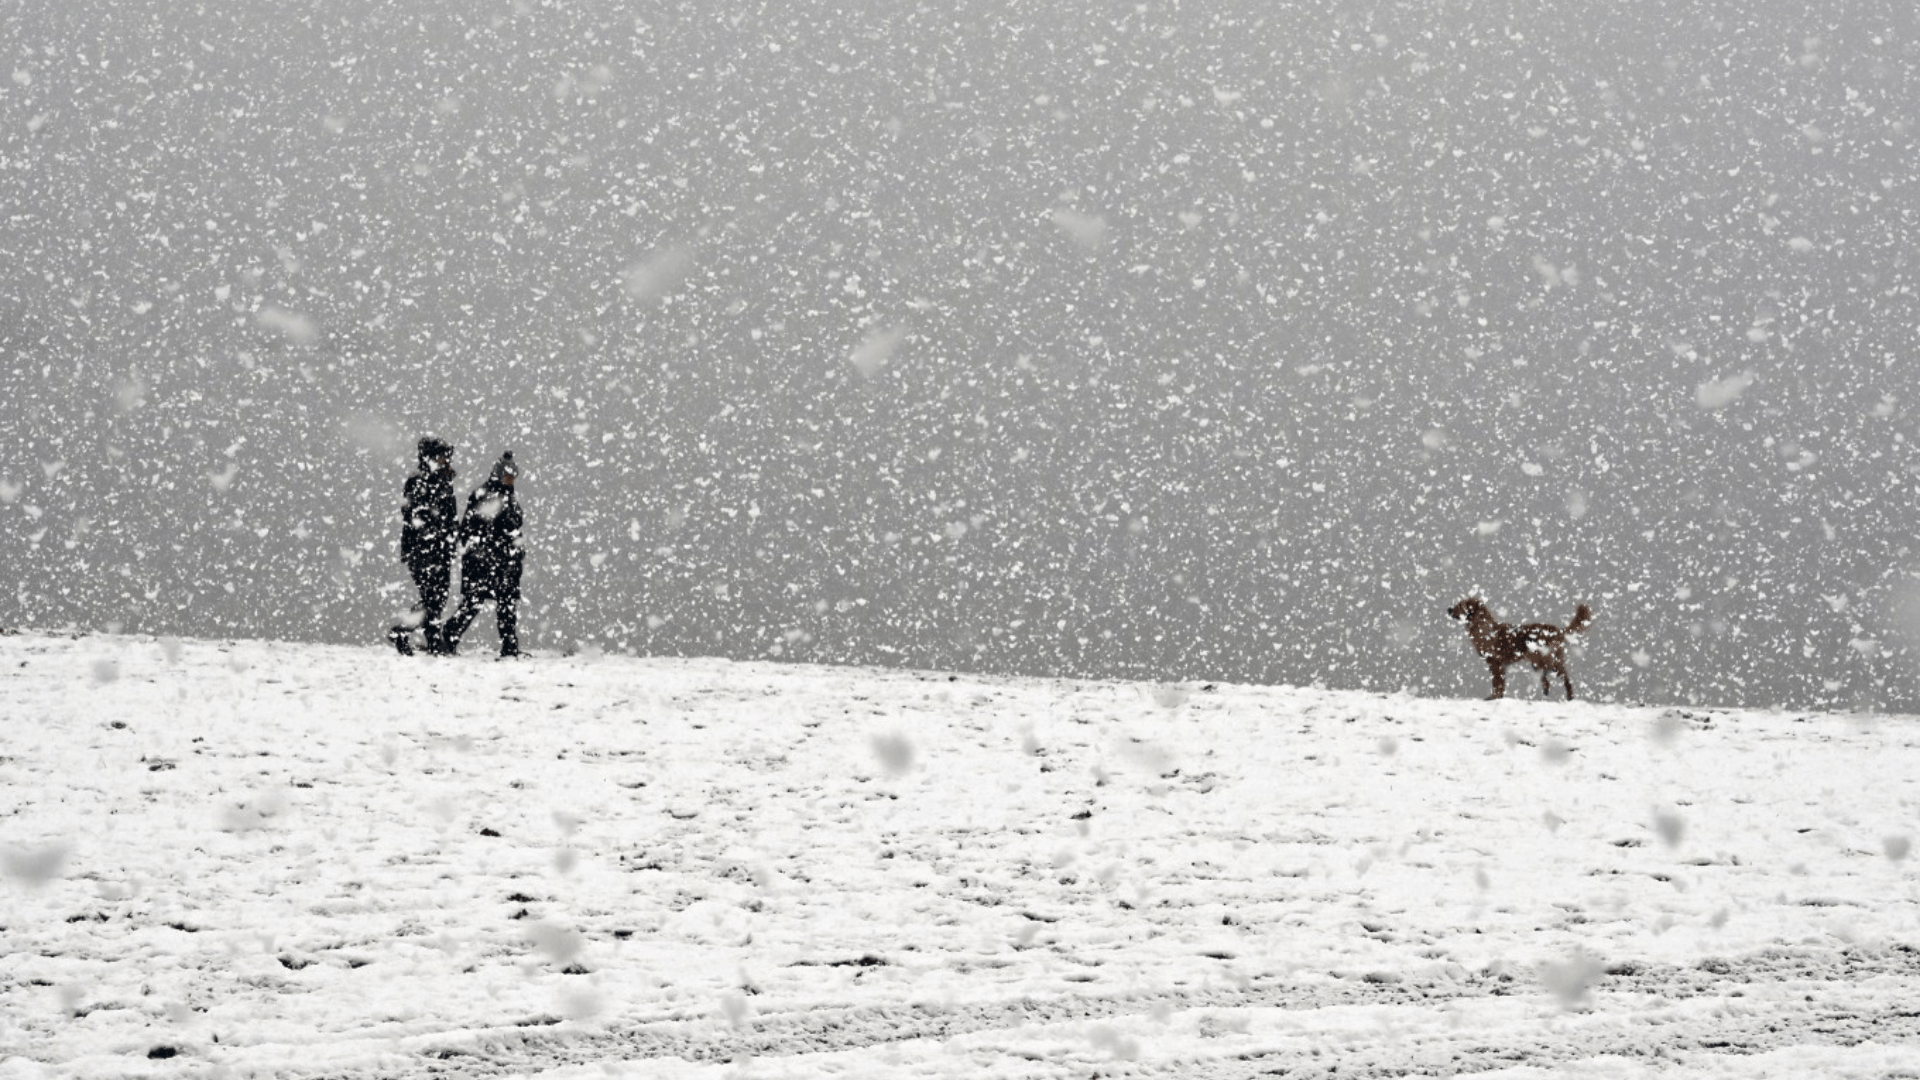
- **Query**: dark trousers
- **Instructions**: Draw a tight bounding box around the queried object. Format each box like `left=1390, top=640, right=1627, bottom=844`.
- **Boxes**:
left=404, top=560, right=451, bottom=631
left=391, top=553, right=451, bottom=645
left=442, top=591, right=519, bottom=657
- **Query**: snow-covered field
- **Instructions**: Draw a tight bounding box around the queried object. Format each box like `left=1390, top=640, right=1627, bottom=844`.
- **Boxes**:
left=4, top=631, right=1920, bottom=1079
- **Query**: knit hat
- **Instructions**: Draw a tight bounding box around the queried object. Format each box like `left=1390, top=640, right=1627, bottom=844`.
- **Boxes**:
left=489, top=451, right=517, bottom=486
left=417, top=436, right=453, bottom=461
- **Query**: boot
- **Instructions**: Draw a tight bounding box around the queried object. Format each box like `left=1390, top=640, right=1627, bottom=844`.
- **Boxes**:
left=387, top=627, right=415, bottom=656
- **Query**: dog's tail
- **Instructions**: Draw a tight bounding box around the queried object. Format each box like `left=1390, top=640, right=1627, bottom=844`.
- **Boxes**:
left=1566, top=604, right=1594, bottom=635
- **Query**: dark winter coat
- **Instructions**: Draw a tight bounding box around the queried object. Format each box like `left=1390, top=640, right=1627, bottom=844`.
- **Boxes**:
left=399, top=463, right=458, bottom=571
left=456, top=481, right=524, bottom=601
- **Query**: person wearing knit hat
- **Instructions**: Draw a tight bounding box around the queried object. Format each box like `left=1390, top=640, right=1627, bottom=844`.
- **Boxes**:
left=388, top=436, right=457, bottom=656
left=489, top=452, right=518, bottom=487
left=436, top=451, right=526, bottom=658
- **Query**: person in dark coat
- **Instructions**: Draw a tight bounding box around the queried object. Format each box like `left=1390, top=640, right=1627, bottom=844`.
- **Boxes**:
left=388, top=436, right=458, bottom=656
left=437, top=451, right=525, bottom=658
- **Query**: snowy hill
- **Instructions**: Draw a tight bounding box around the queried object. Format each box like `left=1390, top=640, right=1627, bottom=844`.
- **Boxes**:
left=4, top=631, right=1920, bottom=1078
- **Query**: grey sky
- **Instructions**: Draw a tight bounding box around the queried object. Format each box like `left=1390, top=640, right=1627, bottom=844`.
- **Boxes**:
left=3, top=0, right=1916, bottom=709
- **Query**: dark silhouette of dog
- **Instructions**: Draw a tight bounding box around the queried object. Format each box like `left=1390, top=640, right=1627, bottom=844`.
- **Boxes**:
left=1447, top=597, right=1593, bottom=700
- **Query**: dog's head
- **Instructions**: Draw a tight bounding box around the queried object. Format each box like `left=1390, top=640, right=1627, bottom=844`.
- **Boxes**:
left=1447, top=597, right=1485, bottom=622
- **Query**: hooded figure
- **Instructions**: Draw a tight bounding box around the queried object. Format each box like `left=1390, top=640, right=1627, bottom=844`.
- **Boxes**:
left=388, top=436, right=457, bottom=655
left=436, top=451, right=525, bottom=658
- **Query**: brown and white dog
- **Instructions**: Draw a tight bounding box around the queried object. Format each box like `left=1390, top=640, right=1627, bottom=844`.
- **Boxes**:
left=1447, top=597, right=1593, bottom=700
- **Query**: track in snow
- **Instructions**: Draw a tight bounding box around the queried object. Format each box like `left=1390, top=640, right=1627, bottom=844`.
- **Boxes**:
left=353, top=944, right=1920, bottom=1078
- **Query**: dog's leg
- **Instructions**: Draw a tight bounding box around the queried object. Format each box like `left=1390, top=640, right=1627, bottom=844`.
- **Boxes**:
left=1539, top=668, right=1551, bottom=697
left=1562, top=668, right=1575, bottom=701
left=1487, top=662, right=1506, bottom=699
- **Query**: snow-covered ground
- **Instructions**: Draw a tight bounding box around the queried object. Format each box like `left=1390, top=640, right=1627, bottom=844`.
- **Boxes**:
left=4, top=631, right=1919, bottom=1079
